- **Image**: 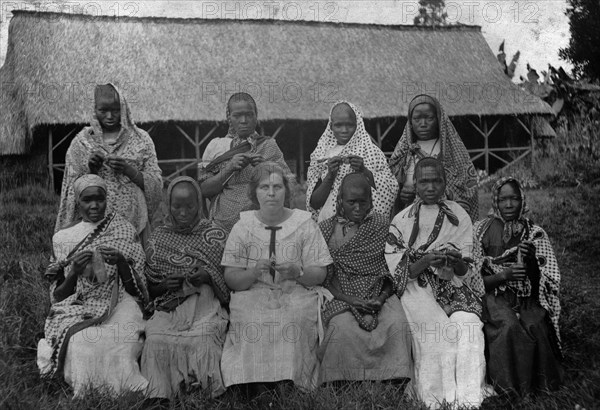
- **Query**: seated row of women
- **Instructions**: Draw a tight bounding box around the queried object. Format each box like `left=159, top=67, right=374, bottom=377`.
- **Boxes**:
left=38, top=159, right=563, bottom=408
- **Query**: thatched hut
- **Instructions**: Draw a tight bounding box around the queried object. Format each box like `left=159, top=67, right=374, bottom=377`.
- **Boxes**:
left=0, top=11, right=553, bottom=189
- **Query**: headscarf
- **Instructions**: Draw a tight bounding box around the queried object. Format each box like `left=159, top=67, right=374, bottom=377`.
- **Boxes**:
left=306, top=101, right=398, bottom=221
left=165, top=176, right=203, bottom=234
left=389, top=94, right=478, bottom=220
left=489, top=177, right=529, bottom=245
left=73, top=174, right=107, bottom=199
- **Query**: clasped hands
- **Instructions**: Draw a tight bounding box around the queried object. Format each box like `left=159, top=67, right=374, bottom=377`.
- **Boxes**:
left=227, top=153, right=265, bottom=172
left=71, top=246, right=125, bottom=276
left=325, top=155, right=366, bottom=180
left=162, top=263, right=208, bottom=291
left=502, top=241, right=536, bottom=282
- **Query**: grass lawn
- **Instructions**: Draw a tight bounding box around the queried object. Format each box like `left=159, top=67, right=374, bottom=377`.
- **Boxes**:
left=1, top=184, right=599, bottom=409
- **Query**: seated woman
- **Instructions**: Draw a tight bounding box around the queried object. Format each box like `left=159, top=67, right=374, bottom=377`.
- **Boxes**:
left=220, top=162, right=333, bottom=392
left=141, top=177, right=230, bottom=399
left=389, top=94, right=478, bottom=221
left=37, top=174, right=148, bottom=396
left=307, top=101, right=398, bottom=222
left=385, top=158, right=488, bottom=409
left=474, top=177, right=563, bottom=396
left=318, top=173, right=412, bottom=384
left=198, top=92, right=296, bottom=232
left=56, top=83, right=162, bottom=243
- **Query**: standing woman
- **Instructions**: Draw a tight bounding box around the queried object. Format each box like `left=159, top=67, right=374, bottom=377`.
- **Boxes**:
left=38, top=175, right=149, bottom=396
left=220, top=162, right=333, bottom=392
left=198, top=93, right=295, bottom=232
left=474, top=177, right=563, bottom=396
left=389, top=94, right=478, bottom=221
left=141, top=177, right=230, bottom=399
left=307, top=101, right=398, bottom=222
left=56, top=83, right=162, bottom=243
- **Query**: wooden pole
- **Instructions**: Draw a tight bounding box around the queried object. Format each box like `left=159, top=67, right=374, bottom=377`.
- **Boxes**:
left=529, top=117, right=535, bottom=167
left=195, top=125, right=201, bottom=179
left=483, top=118, right=489, bottom=174
left=376, top=121, right=382, bottom=148
left=298, top=130, right=305, bottom=183
left=48, top=129, right=54, bottom=191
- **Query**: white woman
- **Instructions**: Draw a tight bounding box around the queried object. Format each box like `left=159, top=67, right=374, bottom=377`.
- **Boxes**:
left=141, top=177, right=230, bottom=399
left=38, top=174, right=148, bottom=396
left=307, top=101, right=398, bottom=222
left=385, top=158, right=489, bottom=408
left=220, top=162, right=333, bottom=394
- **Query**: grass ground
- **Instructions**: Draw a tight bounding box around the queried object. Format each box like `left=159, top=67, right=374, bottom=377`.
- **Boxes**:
left=0, top=184, right=599, bottom=409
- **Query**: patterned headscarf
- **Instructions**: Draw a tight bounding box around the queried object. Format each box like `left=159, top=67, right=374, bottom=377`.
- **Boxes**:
left=166, top=176, right=204, bottom=234
left=488, top=177, right=529, bottom=245
left=306, top=101, right=398, bottom=221
left=389, top=94, right=478, bottom=220
left=73, top=174, right=107, bottom=199
left=90, top=83, right=140, bottom=145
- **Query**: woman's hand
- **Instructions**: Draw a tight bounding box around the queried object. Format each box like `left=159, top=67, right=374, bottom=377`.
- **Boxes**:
left=399, top=186, right=416, bottom=205
left=99, top=247, right=125, bottom=265
left=253, top=259, right=271, bottom=279
left=518, top=241, right=536, bottom=264
left=250, top=154, right=264, bottom=166
left=325, top=157, right=342, bottom=180
left=424, top=251, right=446, bottom=269
left=365, top=296, right=386, bottom=313
left=71, top=250, right=93, bottom=276
left=188, top=263, right=210, bottom=287
left=228, top=153, right=251, bottom=172
left=348, top=155, right=365, bottom=173
left=105, top=156, right=129, bottom=174
left=163, top=273, right=186, bottom=291
left=502, top=264, right=527, bottom=282
left=275, top=263, right=302, bottom=281
left=88, top=151, right=105, bottom=174
left=345, top=295, right=372, bottom=313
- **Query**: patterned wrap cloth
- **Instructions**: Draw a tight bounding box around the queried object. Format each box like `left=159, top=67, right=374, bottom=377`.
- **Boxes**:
left=319, top=212, right=395, bottom=331
left=306, top=101, right=398, bottom=221
left=55, top=83, right=162, bottom=235
left=473, top=177, right=561, bottom=347
left=43, top=210, right=147, bottom=376
left=389, top=94, right=478, bottom=221
left=144, top=176, right=230, bottom=312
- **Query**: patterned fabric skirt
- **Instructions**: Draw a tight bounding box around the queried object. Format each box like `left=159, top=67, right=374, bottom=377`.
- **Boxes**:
left=483, top=290, right=563, bottom=396
left=141, top=287, right=229, bottom=398
left=37, top=293, right=148, bottom=397
left=401, top=280, right=490, bottom=409
left=221, top=285, right=321, bottom=390
left=318, top=296, right=412, bottom=383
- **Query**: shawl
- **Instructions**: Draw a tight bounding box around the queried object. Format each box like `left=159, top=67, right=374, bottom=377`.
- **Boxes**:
left=306, top=101, right=398, bottom=221
left=43, top=212, right=147, bottom=376
left=145, top=177, right=230, bottom=311
left=55, top=83, right=162, bottom=234
left=385, top=200, right=485, bottom=318
left=319, top=212, right=395, bottom=331
left=389, top=94, right=478, bottom=221
left=473, top=177, right=561, bottom=347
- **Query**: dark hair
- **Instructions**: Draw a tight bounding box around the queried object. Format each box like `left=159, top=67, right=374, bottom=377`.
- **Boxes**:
left=227, top=92, right=263, bottom=135
left=248, top=162, right=291, bottom=209
left=414, top=157, right=446, bottom=183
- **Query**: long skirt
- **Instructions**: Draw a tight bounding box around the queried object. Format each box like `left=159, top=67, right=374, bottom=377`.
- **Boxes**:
left=221, top=285, right=321, bottom=390
left=318, top=296, right=412, bottom=383
left=401, top=280, right=489, bottom=409
left=483, top=290, right=563, bottom=396
left=37, top=293, right=148, bottom=397
left=141, top=286, right=229, bottom=398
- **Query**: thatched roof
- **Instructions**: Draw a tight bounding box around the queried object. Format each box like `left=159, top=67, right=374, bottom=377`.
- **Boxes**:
left=1, top=10, right=553, bottom=154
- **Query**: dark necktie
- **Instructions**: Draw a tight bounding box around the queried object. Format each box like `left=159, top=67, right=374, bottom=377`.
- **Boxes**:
left=265, top=226, right=282, bottom=280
